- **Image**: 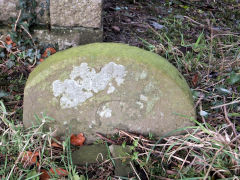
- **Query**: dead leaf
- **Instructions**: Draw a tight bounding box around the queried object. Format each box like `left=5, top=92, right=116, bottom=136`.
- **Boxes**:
left=51, top=142, right=62, bottom=149
left=40, top=169, right=50, bottom=180
left=192, top=73, right=199, bottom=86
left=21, top=151, right=39, bottom=166
left=42, top=47, right=56, bottom=58
left=49, top=167, right=68, bottom=177
left=70, top=133, right=85, bottom=146
left=5, top=36, right=13, bottom=45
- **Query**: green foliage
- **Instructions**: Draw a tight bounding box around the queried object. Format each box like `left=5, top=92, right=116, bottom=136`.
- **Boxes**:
left=227, top=71, right=240, bottom=85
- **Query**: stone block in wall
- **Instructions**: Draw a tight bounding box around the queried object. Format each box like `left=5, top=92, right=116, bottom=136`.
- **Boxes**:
left=0, top=26, right=102, bottom=50
left=35, top=0, right=50, bottom=25
left=33, top=27, right=102, bottom=50
left=0, top=27, right=9, bottom=38
left=0, top=0, right=50, bottom=25
left=50, top=0, right=102, bottom=28
left=0, top=0, right=17, bottom=23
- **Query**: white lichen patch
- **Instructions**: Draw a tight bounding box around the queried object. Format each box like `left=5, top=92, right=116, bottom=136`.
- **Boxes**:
left=140, top=94, right=148, bottom=102
left=136, top=101, right=144, bottom=109
left=160, top=112, right=164, bottom=118
left=140, top=71, right=147, bottom=79
left=107, top=83, right=116, bottom=94
left=52, top=62, right=127, bottom=109
left=97, top=106, right=112, bottom=118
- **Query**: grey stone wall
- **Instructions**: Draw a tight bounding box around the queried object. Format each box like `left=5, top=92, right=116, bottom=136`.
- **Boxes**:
left=0, top=0, right=102, bottom=50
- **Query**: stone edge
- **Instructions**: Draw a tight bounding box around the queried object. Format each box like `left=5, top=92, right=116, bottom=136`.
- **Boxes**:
left=25, top=43, right=194, bottom=107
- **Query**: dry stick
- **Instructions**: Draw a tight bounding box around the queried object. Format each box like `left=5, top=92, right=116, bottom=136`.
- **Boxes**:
left=130, top=161, right=141, bottom=180
left=223, top=100, right=238, bottom=138
left=217, top=37, right=226, bottom=73
left=136, top=159, right=149, bottom=180
left=20, top=25, right=36, bottom=46
left=118, top=129, right=155, bottom=143
left=118, top=130, right=163, bottom=155
left=207, top=19, right=213, bottom=82
left=202, top=79, right=225, bottom=91
left=179, top=147, right=193, bottom=172
left=196, top=152, right=226, bottom=179
left=183, top=16, right=239, bottom=34
left=204, top=133, right=240, bottom=180
left=96, top=132, right=117, bottom=144
left=194, top=92, right=204, bottom=109
left=211, top=99, right=240, bottom=109
left=14, top=9, right=22, bottom=32
left=169, top=155, right=191, bottom=164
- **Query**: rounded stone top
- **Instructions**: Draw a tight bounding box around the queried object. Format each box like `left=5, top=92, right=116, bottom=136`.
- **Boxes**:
left=23, top=43, right=195, bottom=142
left=27, top=43, right=191, bottom=96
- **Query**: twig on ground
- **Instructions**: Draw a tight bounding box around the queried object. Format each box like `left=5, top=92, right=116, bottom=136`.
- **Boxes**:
left=211, top=99, right=240, bottom=109
left=130, top=161, right=141, bottom=180
left=96, top=132, right=117, bottom=144
left=20, top=25, right=36, bottom=46
left=14, top=10, right=22, bottom=32
left=223, top=99, right=238, bottom=138
left=184, top=16, right=240, bottom=35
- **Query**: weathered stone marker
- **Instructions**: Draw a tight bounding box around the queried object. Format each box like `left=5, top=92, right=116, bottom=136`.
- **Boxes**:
left=23, top=43, right=195, bottom=142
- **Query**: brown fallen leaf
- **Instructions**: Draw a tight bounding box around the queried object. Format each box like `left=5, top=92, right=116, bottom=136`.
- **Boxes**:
left=21, top=151, right=39, bottom=166
left=192, top=73, right=199, bottom=86
left=5, top=36, right=13, bottom=45
left=42, top=47, right=56, bottom=58
left=70, top=133, right=85, bottom=146
left=51, top=142, right=62, bottom=149
left=40, top=167, right=68, bottom=180
left=40, top=169, right=50, bottom=180
left=49, top=167, right=68, bottom=176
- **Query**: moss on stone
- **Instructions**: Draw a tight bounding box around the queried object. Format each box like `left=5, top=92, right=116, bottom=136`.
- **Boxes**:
left=26, top=43, right=192, bottom=102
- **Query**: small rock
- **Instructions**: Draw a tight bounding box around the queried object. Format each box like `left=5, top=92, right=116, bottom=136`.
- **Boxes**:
left=109, top=145, right=133, bottom=177
left=149, top=21, right=165, bottom=30
left=112, top=26, right=121, bottom=32
left=72, top=144, right=108, bottom=165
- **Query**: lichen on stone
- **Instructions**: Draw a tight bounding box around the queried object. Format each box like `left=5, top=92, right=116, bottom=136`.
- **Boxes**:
left=97, top=105, right=112, bottom=118
left=52, top=62, right=127, bottom=109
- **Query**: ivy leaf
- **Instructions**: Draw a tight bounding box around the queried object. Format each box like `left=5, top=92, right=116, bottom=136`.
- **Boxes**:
left=227, top=72, right=240, bottom=85
left=0, top=52, right=5, bottom=58
left=10, top=54, right=16, bottom=60
left=6, top=60, right=15, bottom=68
left=0, top=90, right=9, bottom=98
left=26, top=48, right=34, bottom=57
